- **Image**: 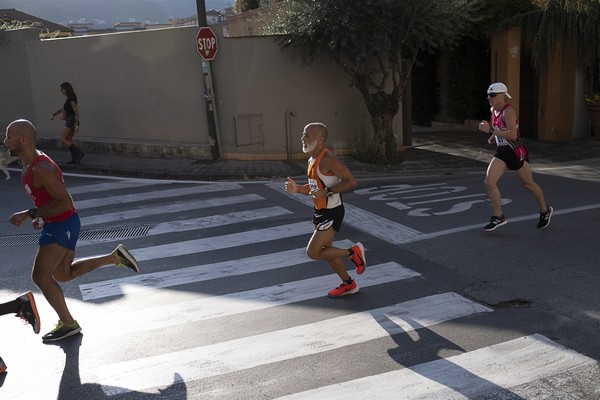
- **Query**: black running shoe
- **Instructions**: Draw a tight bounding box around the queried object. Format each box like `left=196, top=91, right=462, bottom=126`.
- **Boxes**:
left=42, top=320, right=81, bottom=342
left=112, top=244, right=140, bottom=272
left=16, top=291, right=41, bottom=334
left=537, top=206, right=553, bottom=229
left=484, top=215, right=507, bottom=231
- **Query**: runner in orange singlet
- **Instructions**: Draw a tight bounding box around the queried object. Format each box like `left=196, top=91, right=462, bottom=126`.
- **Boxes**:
left=285, top=122, right=366, bottom=298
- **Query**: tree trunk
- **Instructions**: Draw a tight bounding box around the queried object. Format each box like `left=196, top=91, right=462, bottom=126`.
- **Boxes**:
left=364, top=90, right=400, bottom=164
left=371, top=111, right=397, bottom=164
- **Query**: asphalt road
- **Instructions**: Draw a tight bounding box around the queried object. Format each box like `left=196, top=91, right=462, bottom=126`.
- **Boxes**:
left=0, top=165, right=599, bottom=399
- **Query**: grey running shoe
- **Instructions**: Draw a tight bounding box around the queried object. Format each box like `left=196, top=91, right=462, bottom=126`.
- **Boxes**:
left=537, top=206, right=553, bottom=229
left=42, top=320, right=81, bottom=342
left=16, top=291, right=41, bottom=334
left=113, top=244, right=140, bottom=272
left=0, top=357, right=6, bottom=374
left=484, top=215, right=507, bottom=231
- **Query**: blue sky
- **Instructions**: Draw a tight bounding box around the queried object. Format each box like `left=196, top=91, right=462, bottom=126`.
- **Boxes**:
left=2, top=0, right=234, bottom=27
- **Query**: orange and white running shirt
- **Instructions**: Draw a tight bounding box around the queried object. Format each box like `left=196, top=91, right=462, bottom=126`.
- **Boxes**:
left=307, top=148, right=342, bottom=210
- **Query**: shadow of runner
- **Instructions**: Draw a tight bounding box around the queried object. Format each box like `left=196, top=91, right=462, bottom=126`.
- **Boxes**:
left=48, top=334, right=187, bottom=400
left=375, top=314, right=524, bottom=399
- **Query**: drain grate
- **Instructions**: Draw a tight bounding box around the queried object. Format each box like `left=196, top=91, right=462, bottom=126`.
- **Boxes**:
left=0, top=225, right=151, bottom=247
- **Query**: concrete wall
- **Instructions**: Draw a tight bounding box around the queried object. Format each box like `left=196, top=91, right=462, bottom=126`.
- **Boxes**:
left=0, top=28, right=37, bottom=130
left=212, top=30, right=373, bottom=160
left=1, top=25, right=382, bottom=160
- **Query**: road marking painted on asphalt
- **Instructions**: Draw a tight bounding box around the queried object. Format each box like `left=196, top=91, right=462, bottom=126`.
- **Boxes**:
left=75, top=183, right=243, bottom=209
left=404, top=203, right=600, bottom=244
left=85, top=262, right=420, bottom=334
left=267, top=183, right=425, bottom=244
left=80, top=193, right=265, bottom=226
left=79, top=240, right=354, bottom=300
left=102, top=221, right=312, bottom=262
left=147, top=206, right=292, bottom=235
left=275, top=334, right=597, bottom=400
left=68, top=179, right=174, bottom=195
left=97, top=292, right=491, bottom=396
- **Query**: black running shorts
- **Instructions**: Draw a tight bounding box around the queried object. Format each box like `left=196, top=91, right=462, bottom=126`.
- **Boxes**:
left=312, top=205, right=345, bottom=232
left=494, top=145, right=529, bottom=170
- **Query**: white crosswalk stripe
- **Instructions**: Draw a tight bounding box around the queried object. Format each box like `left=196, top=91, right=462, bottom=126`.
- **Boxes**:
left=79, top=240, right=355, bottom=300
left=275, top=334, right=597, bottom=400
left=83, top=262, right=421, bottom=335
left=95, top=292, right=492, bottom=396
left=3, top=178, right=592, bottom=399
left=80, top=193, right=265, bottom=226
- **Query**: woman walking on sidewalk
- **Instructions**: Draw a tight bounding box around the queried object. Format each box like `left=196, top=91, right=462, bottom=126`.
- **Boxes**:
left=50, top=82, right=84, bottom=164
left=477, top=82, right=553, bottom=231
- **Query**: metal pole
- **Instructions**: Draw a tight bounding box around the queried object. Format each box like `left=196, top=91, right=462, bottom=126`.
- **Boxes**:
left=196, top=0, right=220, bottom=159
left=401, top=59, right=412, bottom=147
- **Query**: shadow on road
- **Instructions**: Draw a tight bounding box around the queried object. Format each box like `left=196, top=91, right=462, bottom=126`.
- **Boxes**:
left=48, top=334, right=187, bottom=400
left=375, top=313, right=525, bottom=399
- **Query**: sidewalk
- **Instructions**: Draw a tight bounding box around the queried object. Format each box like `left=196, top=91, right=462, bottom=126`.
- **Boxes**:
left=43, top=130, right=600, bottom=181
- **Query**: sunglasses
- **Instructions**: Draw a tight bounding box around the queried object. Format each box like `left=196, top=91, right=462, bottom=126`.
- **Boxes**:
left=487, top=93, right=499, bottom=98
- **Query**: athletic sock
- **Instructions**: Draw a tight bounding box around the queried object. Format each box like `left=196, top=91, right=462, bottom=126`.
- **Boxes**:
left=344, top=278, right=353, bottom=285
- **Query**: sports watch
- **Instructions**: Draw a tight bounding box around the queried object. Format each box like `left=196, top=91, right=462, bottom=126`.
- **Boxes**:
left=326, top=187, right=334, bottom=198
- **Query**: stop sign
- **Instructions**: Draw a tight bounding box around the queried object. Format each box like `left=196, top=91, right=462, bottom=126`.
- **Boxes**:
left=196, top=26, right=218, bottom=61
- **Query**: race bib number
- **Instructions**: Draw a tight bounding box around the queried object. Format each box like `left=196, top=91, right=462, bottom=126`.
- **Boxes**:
left=308, top=178, right=318, bottom=192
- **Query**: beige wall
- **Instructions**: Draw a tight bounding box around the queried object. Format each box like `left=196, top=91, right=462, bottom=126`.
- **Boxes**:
left=212, top=31, right=374, bottom=160
left=490, top=27, right=521, bottom=115
left=491, top=27, right=591, bottom=141
left=1, top=25, right=383, bottom=160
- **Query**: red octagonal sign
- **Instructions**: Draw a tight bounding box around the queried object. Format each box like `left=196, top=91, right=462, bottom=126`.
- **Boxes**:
left=196, top=26, right=218, bottom=61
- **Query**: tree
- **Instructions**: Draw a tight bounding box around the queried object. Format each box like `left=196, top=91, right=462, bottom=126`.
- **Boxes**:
left=263, top=0, right=483, bottom=163
left=512, top=0, right=600, bottom=95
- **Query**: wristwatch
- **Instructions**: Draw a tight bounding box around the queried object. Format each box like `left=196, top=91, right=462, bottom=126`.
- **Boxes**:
left=27, top=208, right=36, bottom=219
left=488, top=127, right=495, bottom=135
left=326, top=187, right=334, bottom=198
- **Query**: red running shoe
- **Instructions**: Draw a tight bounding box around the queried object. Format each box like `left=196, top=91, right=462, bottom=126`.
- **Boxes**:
left=328, top=281, right=359, bottom=298
left=348, top=242, right=366, bottom=274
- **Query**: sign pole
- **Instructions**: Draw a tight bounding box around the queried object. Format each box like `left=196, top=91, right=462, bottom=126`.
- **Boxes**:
left=195, top=0, right=220, bottom=160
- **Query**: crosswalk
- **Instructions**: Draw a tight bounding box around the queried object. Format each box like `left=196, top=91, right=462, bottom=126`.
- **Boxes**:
left=2, top=177, right=597, bottom=399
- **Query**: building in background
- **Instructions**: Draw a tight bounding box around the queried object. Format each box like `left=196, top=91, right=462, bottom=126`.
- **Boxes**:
left=0, top=8, right=73, bottom=37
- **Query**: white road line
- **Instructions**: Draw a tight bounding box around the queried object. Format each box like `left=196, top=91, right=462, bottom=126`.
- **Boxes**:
left=80, top=193, right=264, bottom=226
left=97, top=292, right=491, bottom=396
left=118, top=221, right=313, bottom=262
left=85, top=262, right=420, bottom=334
left=276, top=334, right=597, bottom=400
left=79, top=239, right=354, bottom=301
left=68, top=180, right=173, bottom=195
left=147, top=206, right=292, bottom=235
left=405, top=203, right=600, bottom=244
left=267, top=183, right=425, bottom=244
left=75, top=183, right=243, bottom=209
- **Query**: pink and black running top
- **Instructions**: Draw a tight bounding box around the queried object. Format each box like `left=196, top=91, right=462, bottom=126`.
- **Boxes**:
left=491, top=104, right=524, bottom=150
